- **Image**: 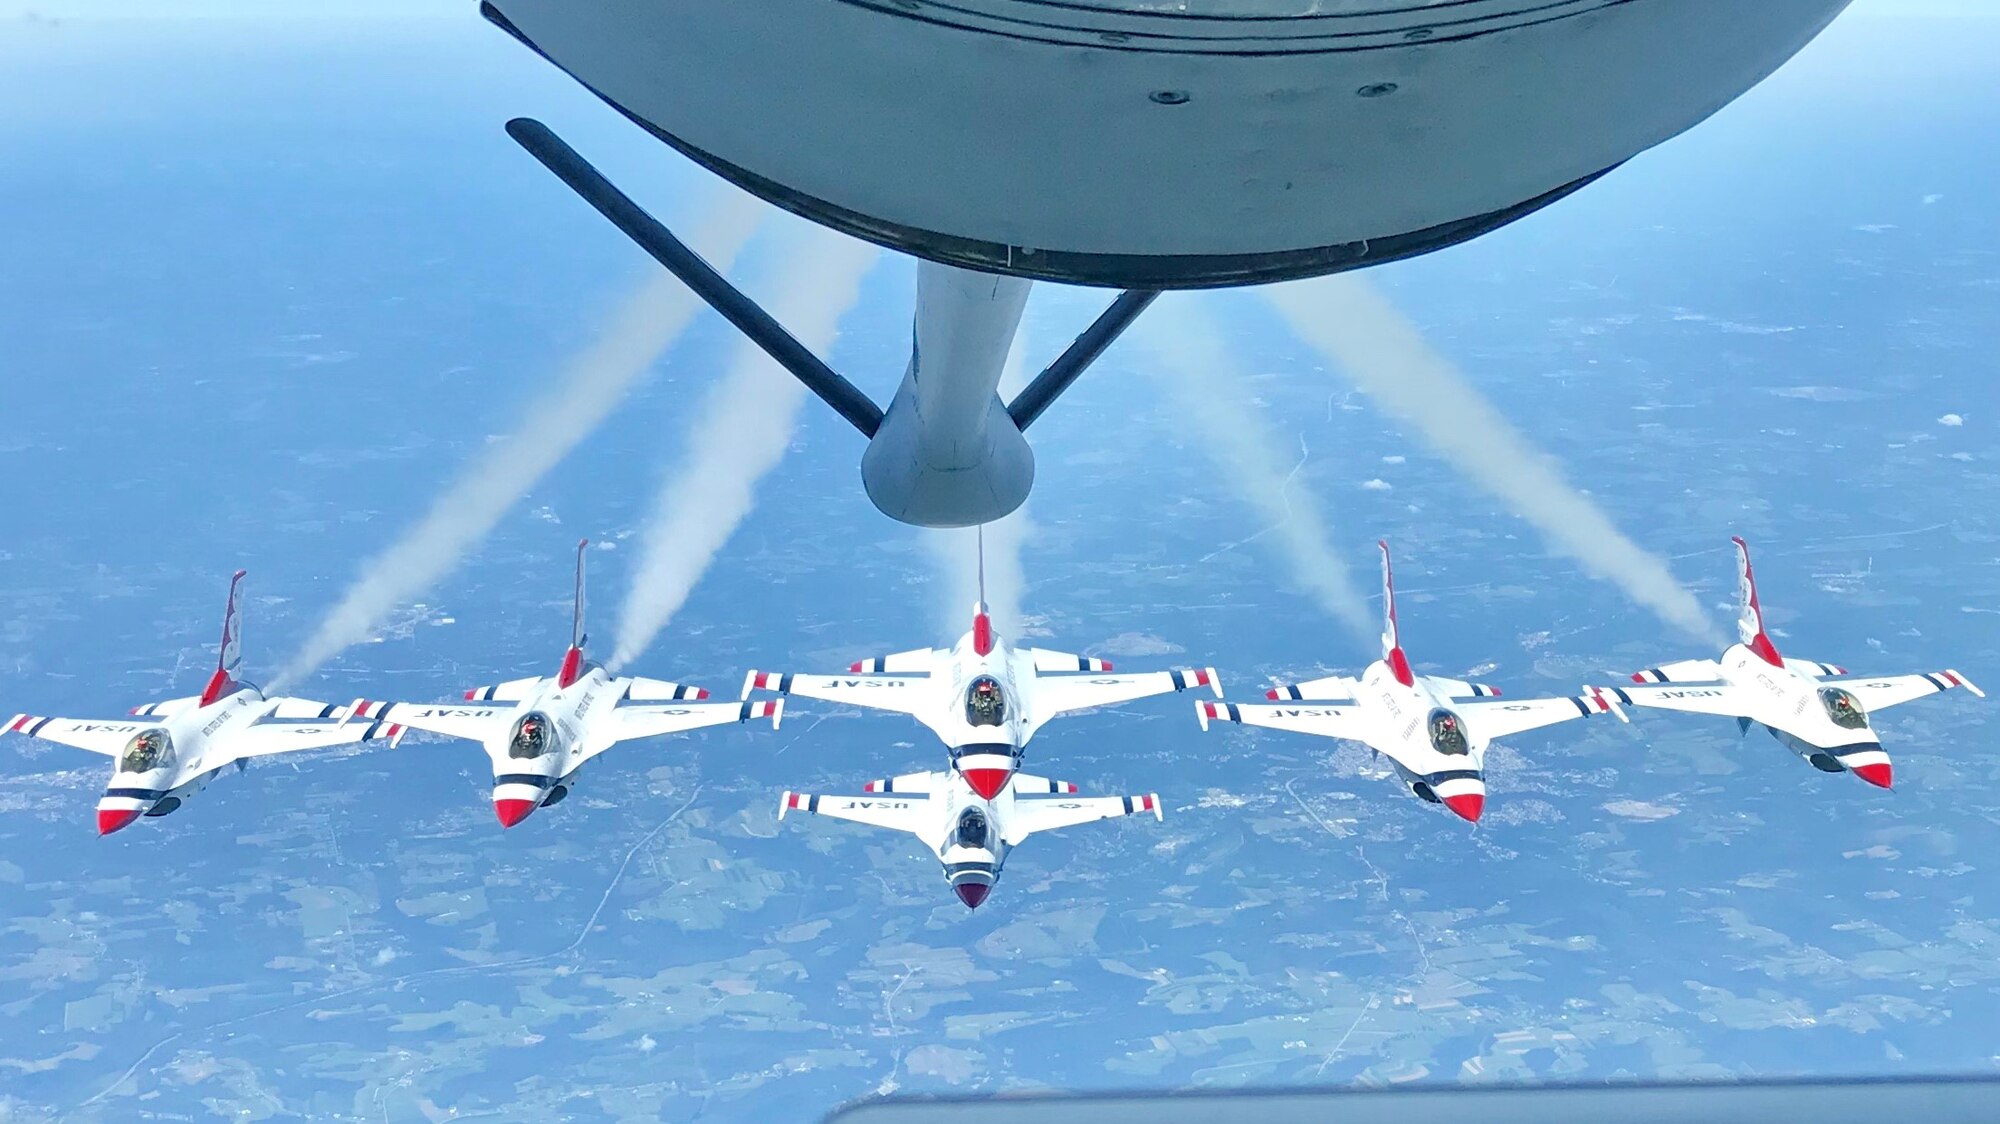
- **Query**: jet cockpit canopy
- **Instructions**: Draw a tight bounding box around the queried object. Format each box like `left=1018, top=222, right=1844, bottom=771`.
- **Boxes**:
left=120, top=728, right=174, bottom=773
left=1427, top=709, right=1470, bottom=756
left=966, top=676, right=1007, bottom=727
left=951, top=806, right=994, bottom=851
left=1820, top=687, right=1868, bottom=730
left=508, top=712, right=557, bottom=760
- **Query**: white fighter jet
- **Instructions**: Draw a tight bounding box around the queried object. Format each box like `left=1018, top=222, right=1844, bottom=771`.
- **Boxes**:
left=1196, top=541, right=1625, bottom=823
left=742, top=570, right=1220, bottom=804
left=5, top=571, right=404, bottom=835
left=779, top=766, right=1162, bottom=910
left=345, top=540, right=780, bottom=827
left=1599, top=537, right=1983, bottom=789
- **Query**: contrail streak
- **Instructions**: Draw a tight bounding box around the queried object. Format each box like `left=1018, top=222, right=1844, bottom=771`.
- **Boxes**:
left=927, top=331, right=1033, bottom=635
left=1139, top=293, right=1377, bottom=644
left=275, top=190, right=767, bottom=689
left=1265, top=274, right=1722, bottom=644
left=608, top=225, right=880, bottom=670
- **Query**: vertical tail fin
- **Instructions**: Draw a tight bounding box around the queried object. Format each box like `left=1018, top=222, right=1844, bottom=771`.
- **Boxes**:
left=558, top=539, right=589, bottom=687
left=971, top=524, right=994, bottom=656
left=572, top=537, right=589, bottom=652
left=199, top=570, right=249, bottom=706
left=1731, top=536, right=1783, bottom=666
left=1377, top=541, right=1415, bottom=687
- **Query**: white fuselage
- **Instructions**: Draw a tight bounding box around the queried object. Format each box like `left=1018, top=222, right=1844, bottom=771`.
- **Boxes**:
left=97, top=688, right=280, bottom=824
left=846, top=771, right=1036, bottom=907
left=1349, top=661, right=1488, bottom=808
left=907, top=635, right=1030, bottom=751
left=1700, top=645, right=1885, bottom=769
left=413, top=666, right=621, bottom=816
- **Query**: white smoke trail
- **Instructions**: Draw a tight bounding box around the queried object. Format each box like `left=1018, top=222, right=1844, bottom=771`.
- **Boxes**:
left=1139, top=293, right=1377, bottom=644
left=607, top=225, right=880, bottom=670
left=275, top=190, right=767, bottom=689
left=1265, top=273, right=1722, bottom=644
left=926, top=333, right=1033, bottom=635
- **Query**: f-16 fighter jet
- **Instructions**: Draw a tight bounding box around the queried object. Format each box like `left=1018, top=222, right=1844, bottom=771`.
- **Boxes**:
left=742, top=559, right=1220, bottom=804
left=5, top=571, right=404, bottom=835
left=346, top=541, right=780, bottom=827
left=779, top=768, right=1161, bottom=910
left=1196, top=541, right=1625, bottom=823
left=1600, top=537, right=1983, bottom=789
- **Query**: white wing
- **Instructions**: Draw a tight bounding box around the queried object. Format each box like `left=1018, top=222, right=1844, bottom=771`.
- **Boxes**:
left=1829, top=670, right=1984, bottom=712
left=1197, top=699, right=1373, bottom=742
left=744, top=671, right=927, bottom=717
left=1005, top=793, right=1162, bottom=843
left=231, top=718, right=404, bottom=759
left=609, top=699, right=780, bottom=744
left=1458, top=691, right=1622, bottom=741
left=4, top=714, right=149, bottom=756
left=568, top=700, right=779, bottom=767
left=359, top=701, right=513, bottom=743
left=1032, top=668, right=1221, bottom=725
left=779, top=790, right=933, bottom=838
left=1611, top=682, right=1755, bottom=717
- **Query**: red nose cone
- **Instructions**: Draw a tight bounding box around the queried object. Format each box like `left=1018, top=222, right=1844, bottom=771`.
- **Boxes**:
left=972, top=612, right=994, bottom=657
left=1852, top=763, right=1893, bottom=789
left=954, top=882, right=991, bottom=910
left=97, top=807, right=141, bottom=835
left=1443, top=793, right=1485, bottom=822
left=962, top=767, right=1010, bottom=800
left=494, top=799, right=536, bottom=828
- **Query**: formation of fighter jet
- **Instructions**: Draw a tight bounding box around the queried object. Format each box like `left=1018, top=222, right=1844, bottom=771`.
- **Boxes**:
left=750, top=564, right=1206, bottom=908
left=1196, top=542, right=1626, bottom=822
left=345, top=540, right=781, bottom=827
left=4, top=572, right=404, bottom=835
left=1598, top=538, right=1984, bottom=789
left=4, top=537, right=1980, bottom=910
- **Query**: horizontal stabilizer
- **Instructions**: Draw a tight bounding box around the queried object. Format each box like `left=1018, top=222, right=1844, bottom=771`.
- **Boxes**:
left=623, top=676, right=711, bottom=702
left=1012, top=773, right=1080, bottom=795
left=464, top=677, right=545, bottom=703
left=848, top=649, right=937, bottom=675
left=1030, top=649, right=1114, bottom=674
left=1631, top=659, right=1726, bottom=685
